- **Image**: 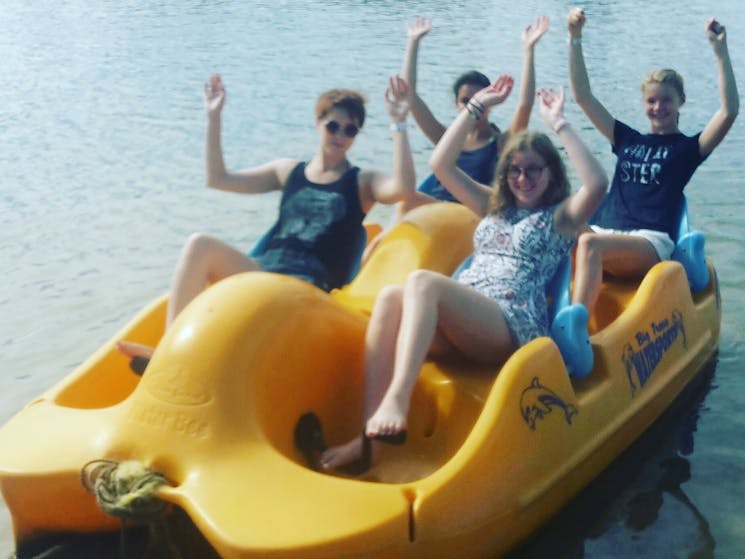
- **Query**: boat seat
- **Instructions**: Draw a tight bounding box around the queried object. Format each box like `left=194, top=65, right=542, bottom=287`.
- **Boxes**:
left=249, top=223, right=368, bottom=286
left=551, top=194, right=709, bottom=377
left=671, top=196, right=709, bottom=292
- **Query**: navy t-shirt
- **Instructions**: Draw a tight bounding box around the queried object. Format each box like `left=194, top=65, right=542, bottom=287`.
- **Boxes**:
left=591, top=120, right=707, bottom=238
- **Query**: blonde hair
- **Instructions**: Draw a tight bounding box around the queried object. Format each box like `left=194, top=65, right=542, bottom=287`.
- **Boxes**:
left=489, top=131, right=570, bottom=214
left=641, top=69, right=685, bottom=102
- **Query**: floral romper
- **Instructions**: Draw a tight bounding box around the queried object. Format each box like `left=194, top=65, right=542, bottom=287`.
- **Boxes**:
left=457, top=205, right=575, bottom=346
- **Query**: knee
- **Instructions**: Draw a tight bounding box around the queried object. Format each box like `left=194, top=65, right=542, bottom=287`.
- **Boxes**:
left=182, top=232, right=218, bottom=260
left=576, top=232, right=604, bottom=264
left=375, top=285, right=405, bottom=313
left=405, top=269, right=441, bottom=299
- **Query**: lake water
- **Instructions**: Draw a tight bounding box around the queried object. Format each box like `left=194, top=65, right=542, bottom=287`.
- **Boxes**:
left=1, top=1, right=744, bottom=557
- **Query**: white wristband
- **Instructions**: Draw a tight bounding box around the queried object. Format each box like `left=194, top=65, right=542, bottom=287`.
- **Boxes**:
left=389, top=121, right=407, bottom=133
left=553, top=118, right=570, bottom=133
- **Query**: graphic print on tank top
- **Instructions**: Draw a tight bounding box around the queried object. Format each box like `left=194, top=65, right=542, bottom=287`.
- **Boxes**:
left=273, top=188, right=347, bottom=243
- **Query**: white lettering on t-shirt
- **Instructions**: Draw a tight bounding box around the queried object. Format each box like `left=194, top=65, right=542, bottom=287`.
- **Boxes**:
left=619, top=161, right=662, bottom=184
left=620, top=143, right=668, bottom=185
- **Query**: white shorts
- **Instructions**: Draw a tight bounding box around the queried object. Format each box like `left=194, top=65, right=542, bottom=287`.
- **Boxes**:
left=589, top=225, right=675, bottom=260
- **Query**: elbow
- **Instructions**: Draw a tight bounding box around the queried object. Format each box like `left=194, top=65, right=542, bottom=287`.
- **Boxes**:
left=573, top=91, right=592, bottom=109
left=429, top=153, right=446, bottom=177
left=205, top=167, right=230, bottom=191
left=205, top=173, right=219, bottom=190
left=727, top=103, right=739, bottom=122
left=569, top=82, right=593, bottom=107
left=592, top=175, right=609, bottom=201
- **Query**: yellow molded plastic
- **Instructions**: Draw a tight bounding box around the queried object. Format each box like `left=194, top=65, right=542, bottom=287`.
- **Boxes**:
left=0, top=203, right=720, bottom=557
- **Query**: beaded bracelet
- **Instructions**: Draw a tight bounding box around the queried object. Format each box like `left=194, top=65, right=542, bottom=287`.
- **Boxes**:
left=466, top=99, right=484, bottom=121
left=468, top=98, right=486, bottom=113
left=466, top=104, right=482, bottom=121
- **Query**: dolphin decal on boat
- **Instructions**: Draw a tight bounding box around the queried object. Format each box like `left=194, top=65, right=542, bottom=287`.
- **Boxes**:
left=520, top=377, right=578, bottom=430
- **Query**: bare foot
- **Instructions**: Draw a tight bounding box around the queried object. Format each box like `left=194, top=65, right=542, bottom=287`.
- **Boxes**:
left=116, top=340, right=155, bottom=359
left=320, top=437, right=366, bottom=471
left=365, top=401, right=408, bottom=439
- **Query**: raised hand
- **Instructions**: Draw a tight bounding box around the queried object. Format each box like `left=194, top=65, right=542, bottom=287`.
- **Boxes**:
left=471, top=74, right=514, bottom=109
left=523, top=15, right=550, bottom=48
left=705, top=18, right=727, bottom=53
left=567, top=7, right=586, bottom=37
left=537, top=86, right=566, bottom=129
left=385, top=75, right=411, bottom=122
left=406, top=17, right=432, bottom=42
left=204, top=73, right=226, bottom=114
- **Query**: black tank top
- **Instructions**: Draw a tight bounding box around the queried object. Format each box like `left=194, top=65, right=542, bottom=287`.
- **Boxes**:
left=257, top=162, right=365, bottom=290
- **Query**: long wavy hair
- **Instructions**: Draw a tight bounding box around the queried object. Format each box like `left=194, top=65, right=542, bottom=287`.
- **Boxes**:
left=488, top=131, right=570, bottom=214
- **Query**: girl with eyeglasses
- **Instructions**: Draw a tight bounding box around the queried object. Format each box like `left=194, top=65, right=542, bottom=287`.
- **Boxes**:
left=320, top=77, right=608, bottom=472
left=565, top=9, right=739, bottom=377
left=117, top=73, right=417, bottom=368
left=400, top=16, right=549, bottom=208
left=360, top=16, right=550, bottom=263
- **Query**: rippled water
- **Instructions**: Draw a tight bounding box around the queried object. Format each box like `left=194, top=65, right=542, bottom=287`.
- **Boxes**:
left=1, top=1, right=744, bottom=556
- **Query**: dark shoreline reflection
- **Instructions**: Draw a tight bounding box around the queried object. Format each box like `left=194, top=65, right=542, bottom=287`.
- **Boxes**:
left=507, top=357, right=718, bottom=559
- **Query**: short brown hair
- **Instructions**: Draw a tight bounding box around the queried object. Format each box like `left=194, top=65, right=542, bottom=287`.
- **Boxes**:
left=315, top=89, right=367, bottom=127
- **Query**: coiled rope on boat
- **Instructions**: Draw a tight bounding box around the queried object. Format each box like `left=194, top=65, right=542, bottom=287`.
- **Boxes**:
left=81, top=459, right=169, bottom=522
left=80, top=459, right=181, bottom=559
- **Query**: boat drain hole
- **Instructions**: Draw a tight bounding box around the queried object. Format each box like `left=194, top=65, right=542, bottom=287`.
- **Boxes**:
left=403, top=488, right=417, bottom=543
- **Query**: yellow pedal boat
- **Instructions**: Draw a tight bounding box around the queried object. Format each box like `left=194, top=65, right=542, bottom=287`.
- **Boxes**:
left=0, top=203, right=720, bottom=558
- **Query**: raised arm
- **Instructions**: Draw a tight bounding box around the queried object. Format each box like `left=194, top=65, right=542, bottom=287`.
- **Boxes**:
left=430, top=75, right=514, bottom=217
left=360, top=76, right=417, bottom=210
left=506, top=16, right=550, bottom=137
left=540, top=87, right=608, bottom=236
left=401, top=17, right=447, bottom=144
left=204, top=74, right=294, bottom=194
left=567, top=8, right=615, bottom=143
left=698, top=18, right=739, bottom=157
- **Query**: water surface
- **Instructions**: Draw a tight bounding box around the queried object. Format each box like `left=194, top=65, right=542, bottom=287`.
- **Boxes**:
left=1, top=1, right=744, bottom=556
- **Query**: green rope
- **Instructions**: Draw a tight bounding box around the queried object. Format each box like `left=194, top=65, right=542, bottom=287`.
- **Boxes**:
left=81, top=459, right=181, bottom=559
left=81, top=460, right=169, bottom=522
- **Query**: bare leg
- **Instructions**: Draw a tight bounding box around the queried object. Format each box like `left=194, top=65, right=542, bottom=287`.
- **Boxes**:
left=573, top=231, right=660, bottom=311
left=321, top=271, right=516, bottom=471
left=167, top=233, right=261, bottom=325
left=116, top=340, right=155, bottom=359
left=118, top=233, right=261, bottom=360
left=366, top=270, right=515, bottom=438
left=320, top=284, right=406, bottom=470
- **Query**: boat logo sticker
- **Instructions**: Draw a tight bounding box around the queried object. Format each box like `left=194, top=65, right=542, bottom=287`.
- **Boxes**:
left=143, top=366, right=212, bottom=406
left=520, top=377, right=577, bottom=430
left=622, top=309, right=687, bottom=396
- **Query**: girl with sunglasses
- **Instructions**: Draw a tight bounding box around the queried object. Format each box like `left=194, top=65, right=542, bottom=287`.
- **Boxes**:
left=565, top=9, right=739, bottom=377
left=320, top=77, right=608, bottom=472
left=117, top=73, right=417, bottom=368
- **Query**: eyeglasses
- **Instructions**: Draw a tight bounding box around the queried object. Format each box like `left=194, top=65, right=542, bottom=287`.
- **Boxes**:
left=324, top=120, right=359, bottom=138
left=507, top=164, right=546, bottom=181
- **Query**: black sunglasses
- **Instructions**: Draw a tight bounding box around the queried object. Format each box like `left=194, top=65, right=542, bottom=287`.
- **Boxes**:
left=325, top=120, right=359, bottom=138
